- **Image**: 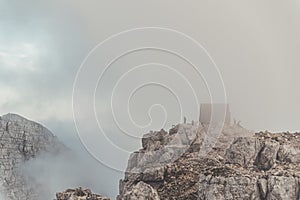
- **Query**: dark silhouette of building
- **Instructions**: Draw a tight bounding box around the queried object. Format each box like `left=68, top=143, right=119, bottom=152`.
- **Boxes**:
left=199, top=103, right=231, bottom=125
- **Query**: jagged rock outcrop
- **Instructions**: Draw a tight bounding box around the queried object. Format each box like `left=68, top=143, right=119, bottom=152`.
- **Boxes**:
left=199, top=132, right=300, bottom=199
left=0, top=113, right=66, bottom=200
left=55, top=187, right=111, bottom=200
left=118, top=181, right=159, bottom=200
left=117, top=121, right=300, bottom=200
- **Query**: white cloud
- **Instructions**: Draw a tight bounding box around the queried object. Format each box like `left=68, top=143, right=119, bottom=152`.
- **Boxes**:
left=0, top=86, right=19, bottom=107
left=0, top=42, right=39, bottom=72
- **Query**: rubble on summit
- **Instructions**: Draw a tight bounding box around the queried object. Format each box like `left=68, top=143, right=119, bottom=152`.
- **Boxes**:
left=55, top=187, right=111, bottom=200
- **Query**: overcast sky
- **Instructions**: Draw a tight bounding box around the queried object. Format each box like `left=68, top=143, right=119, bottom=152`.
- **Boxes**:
left=1, top=0, right=300, bottom=198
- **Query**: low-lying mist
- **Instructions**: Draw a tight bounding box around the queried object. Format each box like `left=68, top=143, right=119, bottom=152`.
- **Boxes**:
left=21, top=148, right=122, bottom=199
left=0, top=193, right=4, bottom=200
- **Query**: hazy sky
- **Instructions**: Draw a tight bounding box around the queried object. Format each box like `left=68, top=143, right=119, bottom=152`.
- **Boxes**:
left=1, top=0, right=300, bottom=198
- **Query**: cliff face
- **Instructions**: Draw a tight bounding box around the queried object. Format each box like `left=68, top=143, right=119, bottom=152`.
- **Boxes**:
left=0, top=113, right=66, bottom=200
left=117, top=122, right=300, bottom=200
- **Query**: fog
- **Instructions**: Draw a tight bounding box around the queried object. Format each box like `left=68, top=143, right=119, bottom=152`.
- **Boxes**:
left=1, top=0, right=300, bottom=198
left=22, top=150, right=122, bottom=199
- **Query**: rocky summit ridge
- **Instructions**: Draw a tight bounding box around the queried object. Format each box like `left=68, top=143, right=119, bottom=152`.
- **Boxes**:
left=116, top=121, right=300, bottom=200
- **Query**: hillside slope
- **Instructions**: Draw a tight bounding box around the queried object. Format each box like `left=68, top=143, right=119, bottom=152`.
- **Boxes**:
left=0, top=113, right=66, bottom=200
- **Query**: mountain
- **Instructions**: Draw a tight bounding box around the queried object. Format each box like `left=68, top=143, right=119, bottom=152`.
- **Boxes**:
left=1, top=113, right=299, bottom=199
left=0, top=113, right=66, bottom=200
left=117, top=122, right=300, bottom=199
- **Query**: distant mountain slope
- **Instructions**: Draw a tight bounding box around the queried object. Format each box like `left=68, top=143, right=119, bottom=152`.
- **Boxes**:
left=0, top=113, right=66, bottom=200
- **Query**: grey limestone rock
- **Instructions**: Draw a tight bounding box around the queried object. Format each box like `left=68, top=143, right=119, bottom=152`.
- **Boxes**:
left=121, top=182, right=159, bottom=200
left=0, top=113, right=66, bottom=200
left=118, top=121, right=300, bottom=200
left=55, top=187, right=111, bottom=200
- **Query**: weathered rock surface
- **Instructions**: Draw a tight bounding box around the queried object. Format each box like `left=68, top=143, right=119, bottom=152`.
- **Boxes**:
left=199, top=132, right=300, bottom=200
left=117, top=121, right=300, bottom=200
left=119, top=181, right=159, bottom=200
left=55, top=187, right=111, bottom=200
left=0, top=113, right=66, bottom=200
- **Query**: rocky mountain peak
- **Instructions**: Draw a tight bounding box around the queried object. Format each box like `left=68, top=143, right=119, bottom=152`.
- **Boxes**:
left=117, top=121, right=300, bottom=200
left=0, top=113, right=66, bottom=200
left=2, top=113, right=30, bottom=121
